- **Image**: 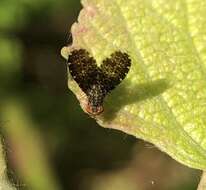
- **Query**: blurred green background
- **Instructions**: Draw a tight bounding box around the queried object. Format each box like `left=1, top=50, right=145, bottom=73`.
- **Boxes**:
left=0, top=0, right=202, bottom=190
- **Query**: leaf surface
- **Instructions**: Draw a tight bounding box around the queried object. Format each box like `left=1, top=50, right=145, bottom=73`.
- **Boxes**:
left=62, top=0, right=206, bottom=169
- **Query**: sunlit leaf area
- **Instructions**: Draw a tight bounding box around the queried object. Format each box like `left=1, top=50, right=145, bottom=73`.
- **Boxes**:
left=0, top=0, right=202, bottom=190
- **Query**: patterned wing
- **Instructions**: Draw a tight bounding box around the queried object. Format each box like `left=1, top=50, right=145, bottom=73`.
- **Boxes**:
left=68, top=49, right=99, bottom=93
left=100, top=51, right=131, bottom=92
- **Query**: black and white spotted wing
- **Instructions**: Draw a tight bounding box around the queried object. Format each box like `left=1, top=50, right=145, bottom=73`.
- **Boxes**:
left=68, top=49, right=98, bottom=93
left=100, top=51, right=131, bottom=92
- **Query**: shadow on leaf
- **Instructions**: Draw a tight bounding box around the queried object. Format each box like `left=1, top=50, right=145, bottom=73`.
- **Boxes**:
left=102, top=78, right=171, bottom=121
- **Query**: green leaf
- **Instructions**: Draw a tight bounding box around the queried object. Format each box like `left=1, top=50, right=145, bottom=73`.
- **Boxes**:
left=61, top=0, right=206, bottom=169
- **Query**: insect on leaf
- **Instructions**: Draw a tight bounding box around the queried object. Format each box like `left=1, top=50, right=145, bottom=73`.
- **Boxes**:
left=61, top=0, right=206, bottom=170
left=68, top=49, right=131, bottom=115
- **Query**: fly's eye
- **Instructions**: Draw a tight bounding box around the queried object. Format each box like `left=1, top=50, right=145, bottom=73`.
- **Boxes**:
left=68, top=49, right=131, bottom=115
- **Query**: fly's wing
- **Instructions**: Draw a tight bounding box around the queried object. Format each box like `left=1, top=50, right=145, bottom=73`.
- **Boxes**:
left=100, top=51, right=131, bottom=93
left=68, top=49, right=98, bottom=93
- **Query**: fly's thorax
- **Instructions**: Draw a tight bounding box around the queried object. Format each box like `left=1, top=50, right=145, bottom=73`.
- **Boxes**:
left=86, top=84, right=106, bottom=115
